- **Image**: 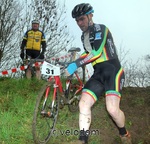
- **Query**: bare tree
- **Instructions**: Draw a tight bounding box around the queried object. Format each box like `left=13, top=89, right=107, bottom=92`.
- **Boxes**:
left=25, top=0, right=74, bottom=59
left=124, top=58, right=150, bottom=87
left=117, top=45, right=150, bottom=87
left=117, top=42, right=130, bottom=66
left=145, top=54, right=150, bottom=61
left=0, top=0, right=24, bottom=68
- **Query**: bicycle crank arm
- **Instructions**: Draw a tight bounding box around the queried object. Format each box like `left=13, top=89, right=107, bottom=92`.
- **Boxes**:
left=60, top=96, right=68, bottom=104
left=41, top=110, right=53, bottom=118
left=68, top=95, right=80, bottom=104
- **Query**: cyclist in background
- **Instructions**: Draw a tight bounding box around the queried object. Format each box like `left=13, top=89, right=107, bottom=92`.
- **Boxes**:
left=20, top=20, right=46, bottom=80
left=66, top=3, right=132, bottom=144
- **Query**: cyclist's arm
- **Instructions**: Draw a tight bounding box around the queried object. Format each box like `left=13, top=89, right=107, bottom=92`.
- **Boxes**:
left=20, top=39, right=27, bottom=50
left=41, top=41, right=46, bottom=53
left=20, top=31, right=28, bottom=50
left=41, top=32, right=46, bottom=54
left=75, top=25, right=109, bottom=67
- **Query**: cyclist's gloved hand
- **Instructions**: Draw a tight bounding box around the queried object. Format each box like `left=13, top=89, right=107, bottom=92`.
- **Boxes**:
left=20, top=52, right=24, bottom=60
left=66, top=62, right=77, bottom=75
left=39, top=51, right=45, bottom=59
left=39, top=54, right=44, bottom=59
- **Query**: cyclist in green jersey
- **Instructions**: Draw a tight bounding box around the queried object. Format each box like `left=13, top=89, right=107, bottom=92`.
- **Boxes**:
left=66, top=3, right=132, bottom=144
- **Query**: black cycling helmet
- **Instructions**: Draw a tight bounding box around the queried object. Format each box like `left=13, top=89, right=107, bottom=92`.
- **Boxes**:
left=32, top=20, right=39, bottom=24
left=72, top=3, right=94, bottom=18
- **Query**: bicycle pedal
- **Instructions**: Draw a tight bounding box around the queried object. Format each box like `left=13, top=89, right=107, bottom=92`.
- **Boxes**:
left=41, top=111, right=52, bottom=117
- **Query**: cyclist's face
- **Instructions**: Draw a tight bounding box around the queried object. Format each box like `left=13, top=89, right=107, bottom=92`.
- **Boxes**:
left=75, top=14, right=93, bottom=32
left=32, top=23, right=39, bottom=30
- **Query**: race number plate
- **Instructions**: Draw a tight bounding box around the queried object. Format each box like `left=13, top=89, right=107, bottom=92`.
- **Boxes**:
left=41, top=61, right=60, bottom=76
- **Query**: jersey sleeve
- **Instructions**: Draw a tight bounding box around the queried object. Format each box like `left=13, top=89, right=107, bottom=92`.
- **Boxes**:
left=20, top=31, right=28, bottom=50
left=23, top=31, right=28, bottom=40
left=75, top=25, right=109, bottom=67
left=41, top=32, right=46, bottom=51
left=41, top=32, right=46, bottom=42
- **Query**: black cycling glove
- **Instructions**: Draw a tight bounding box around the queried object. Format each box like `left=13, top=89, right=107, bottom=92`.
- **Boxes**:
left=20, top=51, right=24, bottom=59
left=39, top=54, right=44, bottom=59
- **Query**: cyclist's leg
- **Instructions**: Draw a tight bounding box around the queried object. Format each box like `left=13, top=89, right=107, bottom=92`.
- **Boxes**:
left=106, top=94, right=125, bottom=128
left=104, top=68, right=130, bottom=140
left=26, top=50, right=32, bottom=79
left=105, top=92, right=125, bottom=128
left=78, top=78, right=104, bottom=143
left=35, top=66, right=41, bottom=80
left=79, top=93, right=94, bottom=131
left=32, top=50, right=41, bottom=80
left=26, top=69, right=32, bottom=79
left=105, top=91, right=132, bottom=143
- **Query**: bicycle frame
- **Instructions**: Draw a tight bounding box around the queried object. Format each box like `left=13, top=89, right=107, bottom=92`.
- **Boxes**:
left=44, top=71, right=83, bottom=109
left=66, top=72, right=83, bottom=95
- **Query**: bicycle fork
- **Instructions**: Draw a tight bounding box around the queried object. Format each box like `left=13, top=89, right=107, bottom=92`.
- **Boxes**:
left=41, top=84, right=57, bottom=118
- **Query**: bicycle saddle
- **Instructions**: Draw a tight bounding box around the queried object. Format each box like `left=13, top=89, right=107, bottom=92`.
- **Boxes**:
left=68, top=47, right=81, bottom=52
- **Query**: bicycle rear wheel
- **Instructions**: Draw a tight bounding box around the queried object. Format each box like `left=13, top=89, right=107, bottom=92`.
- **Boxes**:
left=32, top=81, right=59, bottom=144
left=68, top=82, right=82, bottom=112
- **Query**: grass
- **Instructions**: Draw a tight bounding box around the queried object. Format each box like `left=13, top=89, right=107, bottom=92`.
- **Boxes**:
left=0, top=78, right=44, bottom=144
left=0, top=77, right=149, bottom=144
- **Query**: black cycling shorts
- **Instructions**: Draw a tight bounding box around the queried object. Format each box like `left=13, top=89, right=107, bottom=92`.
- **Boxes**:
left=26, top=49, right=40, bottom=59
left=83, top=59, right=125, bottom=101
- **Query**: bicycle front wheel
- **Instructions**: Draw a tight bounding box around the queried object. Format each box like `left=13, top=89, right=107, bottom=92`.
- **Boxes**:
left=32, top=81, right=59, bottom=144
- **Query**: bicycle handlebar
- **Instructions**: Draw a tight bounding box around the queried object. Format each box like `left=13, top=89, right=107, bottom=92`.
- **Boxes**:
left=23, top=47, right=81, bottom=70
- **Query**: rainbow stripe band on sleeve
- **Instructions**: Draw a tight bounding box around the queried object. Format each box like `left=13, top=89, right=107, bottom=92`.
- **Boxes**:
left=82, top=89, right=98, bottom=102
left=106, top=90, right=121, bottom=98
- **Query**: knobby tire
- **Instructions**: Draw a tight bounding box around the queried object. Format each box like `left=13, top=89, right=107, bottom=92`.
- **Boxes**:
left=32, top=81, right=59, bottom=144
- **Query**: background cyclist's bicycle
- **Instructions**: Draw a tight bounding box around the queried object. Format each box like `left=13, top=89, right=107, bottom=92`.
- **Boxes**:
left=22, top=55, right=43, bottom=79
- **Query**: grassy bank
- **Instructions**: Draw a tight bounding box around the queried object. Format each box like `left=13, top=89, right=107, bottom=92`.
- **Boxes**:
left=0, top=78, right=149, bottom=144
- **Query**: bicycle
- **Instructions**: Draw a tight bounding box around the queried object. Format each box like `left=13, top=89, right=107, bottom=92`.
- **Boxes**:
left=22, top=55, right=44, bottom=79
left=32, top=47, right=85, bottom=144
